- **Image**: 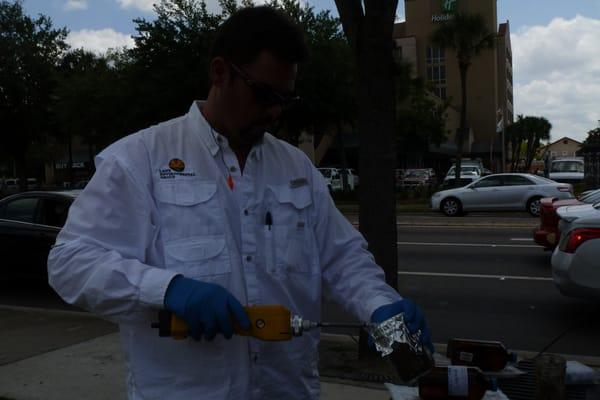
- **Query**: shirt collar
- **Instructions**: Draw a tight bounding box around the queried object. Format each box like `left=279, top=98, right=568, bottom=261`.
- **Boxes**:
left=188, top=100, right=263, bottom=161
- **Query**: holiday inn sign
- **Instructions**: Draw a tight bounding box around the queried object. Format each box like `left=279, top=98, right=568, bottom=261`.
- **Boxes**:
left=432, top=0, right=457, bottom=22
left=441, top=0, right=458, bottom=13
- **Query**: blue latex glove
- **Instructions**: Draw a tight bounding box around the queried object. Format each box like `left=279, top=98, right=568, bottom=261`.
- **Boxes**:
left=371, top=299, right=435, bottom=354
left=164, top=275, right=251, bottom=341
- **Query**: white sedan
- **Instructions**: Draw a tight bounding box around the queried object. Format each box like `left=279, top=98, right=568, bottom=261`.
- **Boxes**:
left=552, top=203, right=600, bottom=300
left=430, top=173, right=573, bottom=217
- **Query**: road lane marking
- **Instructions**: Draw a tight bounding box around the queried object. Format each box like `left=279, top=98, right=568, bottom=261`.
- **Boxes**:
left=397, top=241, right=539, bottom=248
left=397, top=271, right=553, bottom=281
left=511, top=238, right=534, bottom=241
left=350, top=222, right=535, bottom=229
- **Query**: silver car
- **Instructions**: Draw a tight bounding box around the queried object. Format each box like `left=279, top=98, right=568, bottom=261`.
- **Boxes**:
left=552, top=203, right=600, bottom=300
left=430, top=173, right=573, bottom=217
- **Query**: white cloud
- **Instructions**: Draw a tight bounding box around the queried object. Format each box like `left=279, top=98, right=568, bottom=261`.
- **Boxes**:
left=66, top=29, right=135, bottom=55
left=63, top=0, right=88, bottom=11
left=116, top=0, right=155, bottom=12
left=512, top=15, right=600, bottom=142
left=115, top=0, right=269, bottom=13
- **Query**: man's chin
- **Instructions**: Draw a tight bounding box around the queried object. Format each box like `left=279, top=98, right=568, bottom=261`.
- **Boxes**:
left=240, top=127, right=267, bottom=146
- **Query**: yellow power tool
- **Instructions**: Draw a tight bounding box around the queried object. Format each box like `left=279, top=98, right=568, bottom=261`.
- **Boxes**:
left=151, top=304, right=367, bottom=341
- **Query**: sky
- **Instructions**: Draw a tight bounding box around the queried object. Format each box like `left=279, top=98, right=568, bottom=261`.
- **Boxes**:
left=20, top=0, right=600, bottom=142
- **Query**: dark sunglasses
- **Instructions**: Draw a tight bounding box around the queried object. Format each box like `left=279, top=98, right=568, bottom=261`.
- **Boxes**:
left=229, top=63, right=300, bottom=109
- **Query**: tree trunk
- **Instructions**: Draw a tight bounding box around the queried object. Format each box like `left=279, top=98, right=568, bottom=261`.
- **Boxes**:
left=335, top=0, right=399, bottom=358
left=455, top=64, right=469, bottom=185
left=314, top=130, right=336, bottom=167
left=67, top=131, right=74, bottom=185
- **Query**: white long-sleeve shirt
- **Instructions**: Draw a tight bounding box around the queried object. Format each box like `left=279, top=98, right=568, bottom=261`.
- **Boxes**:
left=48, top=101, right=400, bottom=400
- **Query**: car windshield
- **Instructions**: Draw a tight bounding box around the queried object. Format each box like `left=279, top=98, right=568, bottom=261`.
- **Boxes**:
left=406, top=170, right=427, bottom=177
left=551, top=161, right=584, bottom=173
left=583, top=192, right=600, bottom=204
left=447, top=166, right=479, bottom=175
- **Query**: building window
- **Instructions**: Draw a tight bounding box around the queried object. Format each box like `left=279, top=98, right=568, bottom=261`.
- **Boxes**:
left=393, top=45, right=403, bottom=64
left=426, top=47, right=447, bottom=100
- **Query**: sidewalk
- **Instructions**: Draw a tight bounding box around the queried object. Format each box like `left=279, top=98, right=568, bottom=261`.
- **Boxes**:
left=0, top=332, right=391, bottom=400
left=0, top=306, right=390, bottom=400
left=2, top=306, right=599, bottom=400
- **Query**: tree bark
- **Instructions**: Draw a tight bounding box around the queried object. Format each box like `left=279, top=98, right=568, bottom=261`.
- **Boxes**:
left=335, top=0, right=399, bottom=358
left=455, top=64, right=469, bottom=185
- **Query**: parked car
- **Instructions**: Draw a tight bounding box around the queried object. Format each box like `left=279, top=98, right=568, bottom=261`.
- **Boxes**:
left=548, top=157, right=585, bottom=184
left=443, top=166, right=482, bottom=187
left=430, top=173, right=573, bottom=217
left=0, top=191, right=79, bottom=280
left=533, top=188, right=600, bottom=249
left=339, top=168, right=357, bottom=191
left=395, top=169, right=405, bottom=188
left=2, top=178, right=20, bottom=195
left=1, top=178, right=39, bottom=195
left=318, top=167, right=343, bottom=192
left=73, top=180, right=90, bottom=189
left=439, top=176, right=480, bottom=189
left=444, top=165, right=482, bottom=181
left=402, top=168, right=436, bottom=187
left=552, top=203, right=600, bottom=300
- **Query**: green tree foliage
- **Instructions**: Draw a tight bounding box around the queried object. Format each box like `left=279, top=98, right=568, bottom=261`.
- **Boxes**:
left=505, top=115, right=552, bottom=172
left=430, top=13, right=495, bottom=183
left=396, top=70, right=449, bottom=160
left=53, top=49, right=120, bottom=178
left=109, top=0, right=355, bottom=142
left=266, top=0, right=355, bottom=141
left=124, top=0, right=222, bottom=130
left=0, top=0, right=68, bottom=184
left=580, top=127, right=600, bottom=153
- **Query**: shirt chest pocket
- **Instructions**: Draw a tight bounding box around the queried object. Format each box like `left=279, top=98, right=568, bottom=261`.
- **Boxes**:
left=164, top=235, right=232, bottom=282
left=155, top=180, right=224, bottom=240
left=264, top=185, right=317, bottom=276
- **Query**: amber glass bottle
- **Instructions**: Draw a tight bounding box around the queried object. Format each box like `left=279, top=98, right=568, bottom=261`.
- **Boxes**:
left=419, top=366, right=497, bottom=400
left=447, top=338, right=517, bottom=371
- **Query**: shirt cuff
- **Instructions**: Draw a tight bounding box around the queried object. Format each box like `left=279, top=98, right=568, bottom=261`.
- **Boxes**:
left=363, top=293, right=403, bottom=322
left=138, top=268, right=181, bottom=308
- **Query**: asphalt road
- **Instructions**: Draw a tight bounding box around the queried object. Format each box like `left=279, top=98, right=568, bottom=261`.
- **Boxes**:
left=322, top=217, right=600, bottom=359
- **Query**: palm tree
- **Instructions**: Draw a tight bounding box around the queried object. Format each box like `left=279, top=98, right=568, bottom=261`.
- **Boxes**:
left=430, top=13, right=496, bottom=184
left=523, top=116, right=552, bottom=172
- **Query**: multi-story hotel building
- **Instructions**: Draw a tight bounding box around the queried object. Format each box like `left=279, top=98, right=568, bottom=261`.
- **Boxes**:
left=394, top=0, right=513, bottom=169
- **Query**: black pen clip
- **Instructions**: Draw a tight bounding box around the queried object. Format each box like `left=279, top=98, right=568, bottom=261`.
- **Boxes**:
left=265, top=211, right=273, bottom=230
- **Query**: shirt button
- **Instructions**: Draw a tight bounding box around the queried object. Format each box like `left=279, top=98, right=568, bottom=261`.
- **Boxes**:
left=246, top=255, right=252, bottom=262
left=229, top=166, right=237, bottom=172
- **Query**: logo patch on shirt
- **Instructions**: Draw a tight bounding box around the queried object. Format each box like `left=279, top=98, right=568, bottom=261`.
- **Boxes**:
left=159, top=159, right=196, bottom=179
left=169, top=158, right=185, bottom=172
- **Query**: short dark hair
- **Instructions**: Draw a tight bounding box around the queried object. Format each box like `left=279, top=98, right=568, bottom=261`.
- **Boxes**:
left=211, top=6, right=309, bottom=66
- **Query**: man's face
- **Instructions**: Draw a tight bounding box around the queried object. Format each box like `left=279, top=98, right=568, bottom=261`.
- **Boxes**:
left=221, top=51, right=297, bottom=147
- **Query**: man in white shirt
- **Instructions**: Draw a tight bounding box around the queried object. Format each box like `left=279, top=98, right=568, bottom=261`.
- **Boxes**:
left=48, top=6, right=433, bottom=400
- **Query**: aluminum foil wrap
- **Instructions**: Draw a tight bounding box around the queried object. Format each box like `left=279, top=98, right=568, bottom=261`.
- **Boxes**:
left=366, top=313, right=424, bottom=357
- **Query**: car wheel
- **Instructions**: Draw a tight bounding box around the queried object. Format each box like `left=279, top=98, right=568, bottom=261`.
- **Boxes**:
left=441, top=197, right=462, bottom=217
left=527, top=196, right=542, bottom=217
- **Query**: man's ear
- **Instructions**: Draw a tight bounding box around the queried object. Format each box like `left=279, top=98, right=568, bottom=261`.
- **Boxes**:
left=209, top=57, right=231, bottom=87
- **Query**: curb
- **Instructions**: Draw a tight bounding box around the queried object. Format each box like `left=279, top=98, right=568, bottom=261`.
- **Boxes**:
left=321, top=333, right=600, bottom=369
